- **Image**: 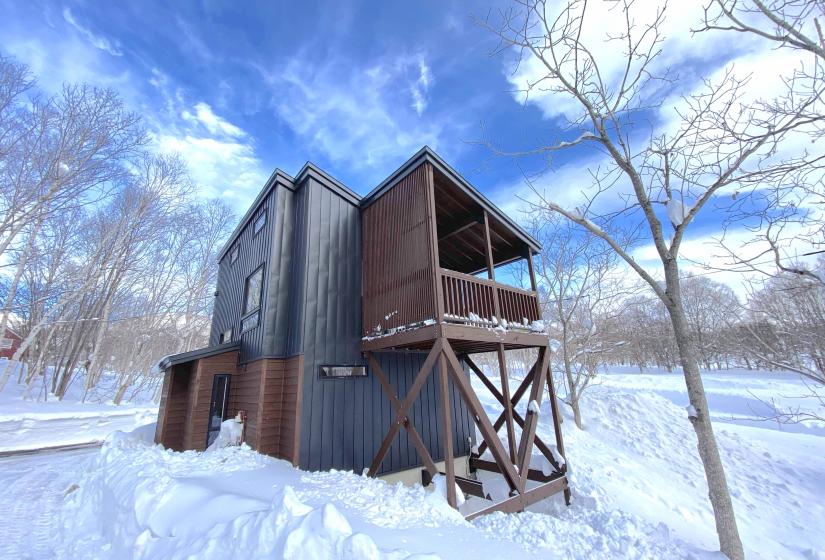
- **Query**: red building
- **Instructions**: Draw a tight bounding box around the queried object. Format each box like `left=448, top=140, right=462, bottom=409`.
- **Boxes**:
left=0, top=327, right=22, bottom=360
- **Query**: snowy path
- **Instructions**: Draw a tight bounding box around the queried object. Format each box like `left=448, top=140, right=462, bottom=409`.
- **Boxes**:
left=0, top=407, right=157, bottom=453
left=0, top=447, right=98, bottom=559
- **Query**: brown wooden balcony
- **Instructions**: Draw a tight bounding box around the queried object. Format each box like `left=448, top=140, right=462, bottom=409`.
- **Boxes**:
left=361, top=153, right=546, bottom=353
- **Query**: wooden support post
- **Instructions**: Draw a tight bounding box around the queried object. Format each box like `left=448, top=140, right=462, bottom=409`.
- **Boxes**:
left=483, top=211, right=495, bottom=282
left=527, top=248, right=540, bottom=319
left=484, top=212, right=503, bottom=324
left=438, top=350, right=457, bottom=508
left=367, top=340, right=442, bottom=476
left=425, top=163, right=445, bottom=322
left=441, top=339, right=520, bottom=493
left=516, top=346, right=551, bottom=491
left=544, top=357, right=571, bottom=505
left=366, top=353, right=439, bottom=477
left=496, top=344, right=518, bottom=464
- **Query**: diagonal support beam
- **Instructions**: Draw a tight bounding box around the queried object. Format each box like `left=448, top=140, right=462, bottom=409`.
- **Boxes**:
left=466, top=357, right=561, bottom=473
left=516, top=346, right=551, bottom=491
left=465, top=352, right=517, bottom=463
left=366, top=352, right=438, bottom=477
left=441, top=339, right=520, bottom=493
left=367, top=339, right=443, bottom=476
left=475, top=359, right=538, bottom=457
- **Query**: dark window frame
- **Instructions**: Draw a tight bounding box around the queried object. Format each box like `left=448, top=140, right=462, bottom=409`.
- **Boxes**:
left=229, top=244, right=239, bottom=264
left=319, top=364, right=368, bottom=379
left=252, top=207, right=267, bottom=237
left=241, top=264, right=264, bottom=333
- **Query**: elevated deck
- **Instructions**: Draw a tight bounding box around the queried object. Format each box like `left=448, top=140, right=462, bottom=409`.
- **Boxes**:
left=361, top=159, right=543, bottom=354
left=361, top=320, right=548, bottom=353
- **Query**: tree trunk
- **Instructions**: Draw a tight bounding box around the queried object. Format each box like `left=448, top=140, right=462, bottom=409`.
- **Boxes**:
left=664, top=267, right=745, bottom=560
left=560, top=320, right=584, bottom=429
left=570, top=397, right=583, bottom=430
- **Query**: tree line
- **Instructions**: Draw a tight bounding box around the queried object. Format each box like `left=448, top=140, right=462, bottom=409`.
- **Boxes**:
left=0, top=54, right=235, bottom=403
left=527, top=212, right=825, bottom=431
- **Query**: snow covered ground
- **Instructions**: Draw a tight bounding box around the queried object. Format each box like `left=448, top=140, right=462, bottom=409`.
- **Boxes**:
left=0, top=359, right=159, bottom=452
left=0, top=366, right=822, bottom=559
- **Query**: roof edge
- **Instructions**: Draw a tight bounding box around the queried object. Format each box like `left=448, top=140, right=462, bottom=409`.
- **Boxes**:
left=158, top=341, right=240, bottom=371
left=295, top=162, right=361, bottom=206
left=217, top=169, right=294, bottom=260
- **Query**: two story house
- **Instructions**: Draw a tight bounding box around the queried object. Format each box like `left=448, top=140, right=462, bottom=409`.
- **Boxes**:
left=154, top=147, right=569, bottom=518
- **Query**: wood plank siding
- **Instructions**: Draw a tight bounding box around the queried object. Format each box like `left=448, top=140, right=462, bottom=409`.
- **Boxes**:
left=362, top=162, right=438, bottom=336
left=155, top=362, right=192, bottom=451
left=155, top=351, right=302, bottom=463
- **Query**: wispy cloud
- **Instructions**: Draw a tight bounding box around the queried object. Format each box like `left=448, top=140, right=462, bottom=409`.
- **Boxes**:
left=62, top=7, right=123, bottom=57
left=505, top=0, right=756, bottom=122
left=411, top=58, right=433, bottom=116
left=181, top=102, right=246, bottom=138
left=257, top=52, right=444, bottom=179
left=146, top=75, right=267, bottom=200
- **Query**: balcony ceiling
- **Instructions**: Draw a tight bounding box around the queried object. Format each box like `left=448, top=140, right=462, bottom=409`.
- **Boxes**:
left=433, top=170, right=528, bottom=275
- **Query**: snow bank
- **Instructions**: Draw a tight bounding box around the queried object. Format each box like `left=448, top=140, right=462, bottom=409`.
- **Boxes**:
left=205, top=418, right=243, bottom=451
left=57, top=429, right=462, bottom=559
left=56, top=420, right=708, bottom=559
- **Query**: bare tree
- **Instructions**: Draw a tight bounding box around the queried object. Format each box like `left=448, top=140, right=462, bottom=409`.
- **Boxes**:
left=0, top=54, right=146, bottom=346
left=471, top=0, right=825, bottom=554
left=698, top=1, right=825, bottom=282
left=681, top=276, right=741, bottom=370
left=529, top=211, right=628, bottom=428
left=744, top=257, right=825, bottom=384
left=0, top=52, right=234, bottom=402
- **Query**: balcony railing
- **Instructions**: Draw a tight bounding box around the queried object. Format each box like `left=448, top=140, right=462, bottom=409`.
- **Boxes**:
left=440, top=268, right=540, bottom=328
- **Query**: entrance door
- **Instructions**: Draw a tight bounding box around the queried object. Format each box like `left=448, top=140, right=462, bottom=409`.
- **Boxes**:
left=206, top=374, right=231, bottom=447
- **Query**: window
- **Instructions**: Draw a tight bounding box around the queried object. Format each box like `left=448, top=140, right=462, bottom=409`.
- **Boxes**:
left=241, top=312, right=259, bottom=333
left=0, top=338, right=12, bottom=350
left=230, top=244, right=239, bottom=264
left=320, top=365, right=367, bottom=379
left=219, top=329, right=232, bottom=344
left=253, top=208, right=267, bottom=235
left=241, top=265, right=264, bottom=333
left=244, top=266, right=264, bottom=314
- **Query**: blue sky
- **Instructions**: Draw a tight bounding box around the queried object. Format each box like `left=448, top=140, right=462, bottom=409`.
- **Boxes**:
left=0, top=0, right=804, bottom=290
left=1, top=0, right=568, bottom=206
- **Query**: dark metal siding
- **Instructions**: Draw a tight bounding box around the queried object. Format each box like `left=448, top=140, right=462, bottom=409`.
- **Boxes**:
left=262, top=186, right=296, bottom=357
left=294, top=176, right=364, bottom=470
left=209, top=187, right=278, bottom=363
left=366, top=351, right=475, bottom=475
left=292, top=176, right=475, bottom=474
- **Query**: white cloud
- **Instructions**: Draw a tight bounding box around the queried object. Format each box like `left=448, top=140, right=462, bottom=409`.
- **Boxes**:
left=62, top=8, right=123, bottom=57
left=146, top=77, right=267, bottom=201
left=257, top=53, right=443, bottom=178
left=154, top=133, right=265, bottom=199
left=181, top=102, right=246, bottom=138
left=506, top=0, right=759, bottom=122
left=411, top=58, right=433, bottom=116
